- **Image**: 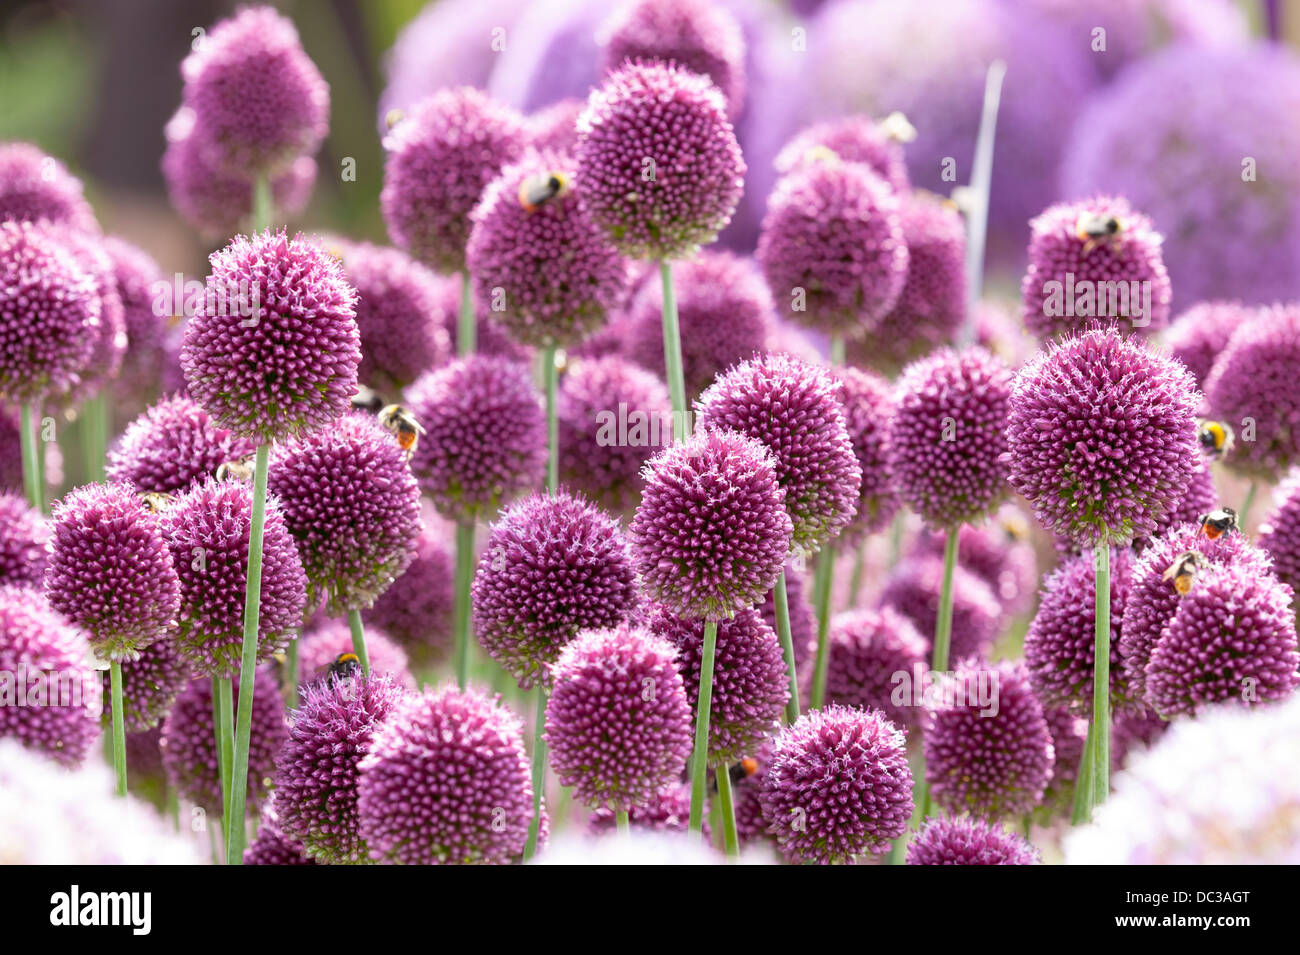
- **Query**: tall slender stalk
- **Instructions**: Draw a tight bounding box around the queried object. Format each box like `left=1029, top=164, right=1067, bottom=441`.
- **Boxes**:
left=225, top=442, right=270, bottom=865
left=847, top=544, right=865, bottom=610
left=283, top=636, right=299, bottom=708
left=1240, top=481, right=1258, bottom=529
left=19, top=404, right=41, bottom=513
left=1071, top=722, right=1096, bottom=825
left=216, top=676, right=234, bottom=831
left=453, top=520, right=475, bottom=689
left=522, top=688, right=547, bottom=861
left=543, top=344, right=558, bottom=494
left=809, top=547, right=836, bottom=709
left=772, top=571, right=800, bottom=723
left=689, top=620, right=719, bottom=833
left=108, top=661, right=126, bottom=796
left=1091, top=544, right=1111, bottom=810
left=716, top=762, right=739, bottom=857
left=253, top=175, right=273, bottom=233
left=82, top=394, right=107, bottom=483
left=616, top=810, right=630, bottom=833
left=458, top=271, right=476, bottom=356
left=931, top=527, right=960, bottom=673
left=347, top=609, right=370, bottom=677
left=659, top=260, right=688, bottom=443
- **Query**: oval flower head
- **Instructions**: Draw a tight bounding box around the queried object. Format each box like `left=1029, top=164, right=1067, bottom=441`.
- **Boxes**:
left=773, top=115, right=911, bottom=193
left=1163, top=300, right=1255, bottom=389
left=907, top=815, right=1039, bottom=866
left=576, top=60, right=745, bottom=260
left=0, top=490, right=49, bottom=589
left=1259, top=469, right=1300, bottom=595
left=107, top=393, right=259, bottom=495
left=0, top=142, right=99, bottom=232
left=181, top=230, right=360, bottom=443
left=1004, top=326, right=1200, bottom=547
left=629, top=428, right=792, bottom=620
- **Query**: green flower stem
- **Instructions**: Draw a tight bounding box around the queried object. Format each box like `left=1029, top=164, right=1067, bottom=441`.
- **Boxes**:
left=34, top=424, right=47, bottom=515
left=284, top=636, right=299, bottom=708
left=108, top=661, right=127, bottom=796
left=829, top=333, right=846, bottom=366
left=716, top=762, right=739, bottom=857
left=225, top=442, right=270, bottom=865
left=616, top=810, right=630, bottom=834
left=82, top=394, right=107, bottom=483
left=809, top=545, right=836, bottom=710
left=347, top=608, right=370, bottom=677
left=1071, top=721, right=1096, bottom=825
left=543, top=344, right=558, bottom=494
left=773, top=570, right=801, bottom=723
left=210, top=675, right=227, bottom=814
left=19, top=404, right=41, bottom=513
left=889, top=512, right=904, bottom=567
left=453, top=520, right=475, bottom=689
left=1091, top=543, right=1111, bottom=810
left=1240, top=481, right=1257, bottom=529
left=458, top=270, right=476, bottom=356
left=523, top=688, right=548, bottom=861
left=659, top=260, right=688, bottom=443
left=253, top=174, right=273, bottom=232
left=216, top=676, right=234, bottom=830
left=688, top=620, right=719, bottom=833
left=931, top=527, right=960, bottom=673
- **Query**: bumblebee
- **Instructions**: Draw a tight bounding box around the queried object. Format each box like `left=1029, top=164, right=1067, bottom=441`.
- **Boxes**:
left=215, top=457, right=254, bottom=483
left=517, top=172, right=571, bottom=213
left=878, top=111, right=917, bottom=144
left=378, top=403, right=426, bottom=455
left=1161, top=550, right=1207, bottom=596
left=1197, top=419, right=1234, bottom=458
left=139, top=491, right=174, bottom=513
left=1198, top=507, right=1238, bottom=540
left=327, top=652, right=362, bottom=683
left=351, top=384, right=387, bottom=415
left=710, top=757, right=761, bottom=792
left=1075, top=212, right=1125, bottom=257
left=801, top=144, right=842, bottom=165
left=1001, top=512, right=1030, bottom=543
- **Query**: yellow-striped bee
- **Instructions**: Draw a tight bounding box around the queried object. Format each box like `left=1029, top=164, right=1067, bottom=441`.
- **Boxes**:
left=1197, top=419, right=1234, bottom=458
left=327, top=651, right=362, bottom=682
left=1161, top=550, right=1207, bottom=595
left=1198, top=507, right=1238, bottom=540
left=517, top=172, right=571, bottom=213
left=139, top=491, right=174, bottom=514
left=378, top=404, right=426, bottom=456
left=1075, top=212, right=1125, bottom=257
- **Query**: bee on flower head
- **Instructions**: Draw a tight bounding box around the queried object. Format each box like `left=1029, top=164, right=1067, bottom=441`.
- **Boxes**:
left=1197, top=419, right=1234, bottom=458
left=1075, top=212, right=1125, bottom=257
left=1161, top=550, right=1207, bottom=596
left=384, top=108, right=404, bottom=131
left=351, top=384, right=387, bottom=415
left=1197, top=507, right=1238, bottom=540
left=324, top=651, right=362, bottom=684
left=139, top=491, right=174, bottom=514
left=378, top=404, right=426, bottom=457
left=517, top=172, right=571, bottom=213
left=215, top=456, right=254, bottom=483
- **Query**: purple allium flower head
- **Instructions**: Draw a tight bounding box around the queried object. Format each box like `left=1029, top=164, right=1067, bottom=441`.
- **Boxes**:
left=760, top=704, right=913, bottom=864
left=925, top=658, right=1055, bottom=820
left=1260, top=470, right=1300, bottom=595
left=102, top=636, right=190, bottom=734
left=759, top=562, right=815, bottom=670
left=102, top=237, right=169, bottom=407
left=857, top=192, right=968, bottom=373
left=878, top=555, right=1002, bottom=661
left=587, top=780, right=700, bottom=836
left=244, top=808, right=317, bottom=866
left=362, top=516, right=454, bottom=670
left=473, top=491, right=637, bottom=689
left=0, top=142, right=98, bottom=233
left=161, top=478, right=307, bottom=677
left=160, top=668, right=286, bottom=815
left=1004, top=327, right=1201, bottom=547
left=182, top=229, right=360, bottom=444
left=557, top=355, right=672, bottom=516
left=598, top=0, right=748, bottom=118
left=907, top=815, right=1040, bottom=866
left=162, top=109, right=317, bottom=240
left=1038, top=704, right=1088, bottom=818
left=1024, top=547, right=1137, bottom=713
left=1164, top=301, right=1255, bottom=389
left=773, top=116, right=910, bottom=193
left=526, top=99, right=585, bottom=154
left=576, top=60, right=745, bottom=259
left=818, top=607, right=927, bottom=729
left=179, top=6, right=328, bottom=177
left=405, top=355, right=546, bottom=523
left=629, top=429, right=792, bottom=620
left=1146, top=565, right=1299, bottom=718
left=297, top=617, right=415, bottom=690
left=357, top=685, right=534, bottom=864
left=888, top=346, right=1012, bottom=529
left=0, top=491, right=48, bottom=588
left=1203, top=305, right=1300, bottom=480
left=0, top=587, right=101, bottom=766
left=107, top=393, right=258, bottom=495
left=274, top=672, right=409, bottom=864
left=1144, top=455, right=1217, bottom=548
left=268, top=412, right=421, bottom=615
left=467, top=149, right=629, bottom=349
left=623, top=250, right=773, bottom=398
left=1120, top=522, right=1269, bottom=703
left=432, top=271, right=531, bottom=363
left=0, top=220, right=100, bottom=405
left=329, top=240, right=451, bottom=394
left=1021, top=197, right=1171, bottom=340
left=1060, top=44, right=1300, bottom=310
left=545, top=623, right=693, bottom=810
left=696, top=353, right=861, bottom=554
left=756, top=159, right=907, bottom=339
left=643, top=603, right=788, bottom=764
left=45, top=482, right=181, bottom=661
left=381, top=87, right=528, bottom=274
left=915, top=514, right=1037, bottom=618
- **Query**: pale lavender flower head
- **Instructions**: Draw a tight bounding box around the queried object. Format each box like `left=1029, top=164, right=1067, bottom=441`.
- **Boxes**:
left=0, top=142, right=98, bottom=233
left=274, top=672, right=409, bottom=864
left=629, top=429, right=792, bottom=620
left=181, top=230, right=360, bottom=443
left=756, top=158, right=907, bottom=339
left=107, top=393, right=258, bottom=495
left=526, top=99, right=584, bottom=153
left=180, top=6, right=328, bottom=177
left=357, top=685, right=534, bottom=864
left=1004, top=327, right=1201, bottom=546
left=907, top=816, right=1039, bottom=866
left=1164, top=300, right=1255, bottom=388
left=381, top=87, right=528, bottom=273
left=0, top=587, right=101, bottom=766
left=576, top=60, right=745, bottom=259
left=298, top=617, right=415, bottom=690
left=545, top=623, right=693, bottom=811
left=102, top=237, right=169, bottom=407
left=45, top=482, right=181, bottom=661
left=0, top=491, right=48, bottom=588
left=696, top=353, right=861, bottom=554
left=773, top=116, right=910, bottom=193
left=362, top=516, right=454, bottom=670
left=819, top=607, right=927, bottom=729
left=473, top=491, right=637, bottom=689
left=760, top=704, right=913, bottom=864
left=1259, top=469, right=1300, bottom=595
left=406, top=355, right=546, bottom=523
left=102, top=637, right=190, bottom=734
left=878, top=555, right=1002, bottom=661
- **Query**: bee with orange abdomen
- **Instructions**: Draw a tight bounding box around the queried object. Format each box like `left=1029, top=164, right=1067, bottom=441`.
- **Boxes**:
left=1075, top=212, right=1125, bottom=257
left=517, top=172, right=571, bottom=213
left=1162, top=550, right=1207, bottom=595
left=1198, top=507, right=1238, bottom=540
left=378, top=404, right=425, bottom=457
